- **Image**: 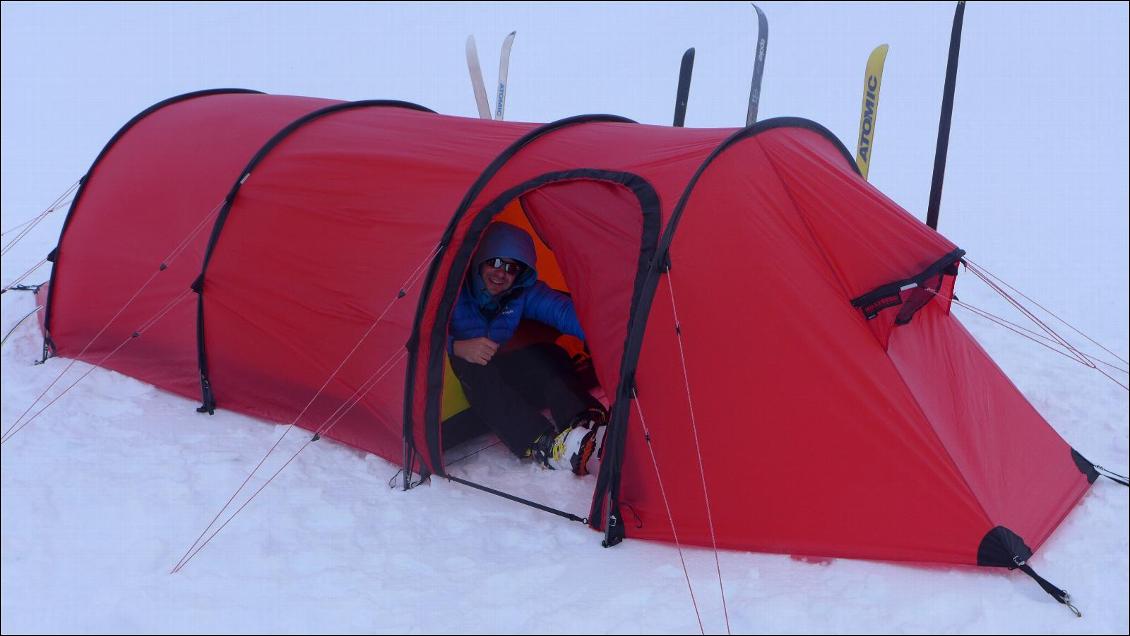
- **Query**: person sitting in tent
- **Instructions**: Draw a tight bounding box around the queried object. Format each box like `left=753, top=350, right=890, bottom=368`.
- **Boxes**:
left=448, top=221, right=607, bottom=475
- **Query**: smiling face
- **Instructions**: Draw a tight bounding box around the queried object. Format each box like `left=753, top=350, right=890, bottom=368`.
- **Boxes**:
left=479, top=258, right=523, bottom=296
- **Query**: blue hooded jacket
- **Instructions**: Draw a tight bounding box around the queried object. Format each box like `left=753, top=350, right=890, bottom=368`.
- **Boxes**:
left=448, top=222, right=584, bottom=352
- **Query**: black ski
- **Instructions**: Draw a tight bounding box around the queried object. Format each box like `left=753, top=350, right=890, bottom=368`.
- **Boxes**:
left=746, top=3, right=769, bottom=125
left=673, top=48, right=695, bottom=127
left=926, top=1, right=966, bottom=230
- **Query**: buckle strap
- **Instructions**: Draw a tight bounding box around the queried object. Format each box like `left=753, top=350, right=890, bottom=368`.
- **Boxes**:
left=851, top=248, right=965, bottom=319
left=1014, top=558, right=1082, bottom=617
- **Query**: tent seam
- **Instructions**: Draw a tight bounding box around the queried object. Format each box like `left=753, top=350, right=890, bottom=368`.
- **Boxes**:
left=877, top=308, right=996, bottom=532
left=758, top=139, right=857, bottom=305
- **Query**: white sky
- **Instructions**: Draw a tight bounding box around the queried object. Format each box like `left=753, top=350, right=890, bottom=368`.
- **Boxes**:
left=3, top=1, right=1127, bottom=341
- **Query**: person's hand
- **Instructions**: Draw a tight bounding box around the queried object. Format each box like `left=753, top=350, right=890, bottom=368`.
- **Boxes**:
left=453, top=337, right=500, bottom=366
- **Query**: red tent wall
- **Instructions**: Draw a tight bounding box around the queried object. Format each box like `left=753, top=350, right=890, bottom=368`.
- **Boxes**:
left=44, top=92, right=337, bottom=400
left=610, top=126, right=1091, bottom=564
left=756, top=129, right=961, bottom=298
left=887, top=303, right=1090, bottom=550
left=617, top=130, right=982, bottom=561
left=200, top=107, right=535, bottom=460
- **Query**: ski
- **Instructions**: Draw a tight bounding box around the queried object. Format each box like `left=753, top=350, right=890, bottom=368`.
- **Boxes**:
left=855, top=44, right=889, bottom=181
left=495, top=31, right=517, bottom=120
left=746, top=3, right=769, bottom=126
left=926, top=0, right=966, bottom=230
left=673, top=47, right=695, bottom=127
left=465, top=35, right=492, bottom=119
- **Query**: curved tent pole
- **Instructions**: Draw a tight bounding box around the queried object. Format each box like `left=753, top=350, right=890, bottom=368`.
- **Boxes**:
left=191, top=99, right=438, bottom=415
left=590, top=116, right=861, bottom=544
left=41, top=88, right=265, bottom=356
left=414, top=169, right=660, bottom=482
left=196, top=99, right=437, bottom=275
left=400, top=113, right=638, bottom=483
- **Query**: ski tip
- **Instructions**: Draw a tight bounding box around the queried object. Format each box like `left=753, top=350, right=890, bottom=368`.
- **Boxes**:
left=507, top=30, right=517, bottom=36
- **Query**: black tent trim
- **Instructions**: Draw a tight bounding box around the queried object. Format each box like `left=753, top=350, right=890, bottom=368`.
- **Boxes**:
left=420, top=168, right=661, bottom=478
left=591, top=116, right=864, bottom=544
left=42, top=88, right=264, bottom=348
left=850, top=248, right=966, bottom=319
left=1070, top=448, right=1100, bottom=484
left=978, top=525, right=1080, bottom=615
left=192, top=99, right=437, bottom=413
left=402, top=114, right=638, bottom=479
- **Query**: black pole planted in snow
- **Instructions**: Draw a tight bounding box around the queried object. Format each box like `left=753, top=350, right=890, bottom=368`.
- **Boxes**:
left=673, top=48, right=695, bottom=127
left=926, top=1, right=966, bottom=231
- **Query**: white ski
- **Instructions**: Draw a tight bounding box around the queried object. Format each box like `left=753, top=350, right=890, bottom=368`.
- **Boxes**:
left=495, top=31, right=517, bottom=120
left=465, top=35, right=492, bottom=119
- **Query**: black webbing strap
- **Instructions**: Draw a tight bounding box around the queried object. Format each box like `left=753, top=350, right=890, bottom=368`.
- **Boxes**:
left=978, top=525, right=1082, bottom=616
left=4, top=283, right=43, bottom=293
left=444, top=474, right=588, bottom=524
left=1094, top=465, right=1130, bottom=487
left=851, top=248, right=965, bottom=319
left=1015, top=558, right=1082, bottom=617
left=387, top=468, right=429, bottom=490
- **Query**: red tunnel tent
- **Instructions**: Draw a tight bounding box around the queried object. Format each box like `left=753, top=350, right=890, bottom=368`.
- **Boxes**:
left=40, top=89, right=1096, bottom=575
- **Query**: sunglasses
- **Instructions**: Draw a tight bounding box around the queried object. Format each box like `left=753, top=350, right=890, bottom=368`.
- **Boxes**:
left=484, top=257, right=525, bottom=275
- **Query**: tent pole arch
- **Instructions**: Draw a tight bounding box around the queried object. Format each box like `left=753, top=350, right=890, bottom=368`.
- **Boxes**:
left=400, top=113, right=639, bottom=482
left=41, top=88, right=265, bottom=357
left=192, top=99, right=438, bottom=414
left=589, top=117, right=865, bottom=544
left=414, top=169, right=661, bottom=479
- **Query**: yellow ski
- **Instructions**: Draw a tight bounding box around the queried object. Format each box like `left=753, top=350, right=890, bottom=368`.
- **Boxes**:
left=856, top=44, right=888, bottom=180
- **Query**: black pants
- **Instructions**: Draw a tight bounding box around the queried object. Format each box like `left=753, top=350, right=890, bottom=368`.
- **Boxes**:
left=450, top=343, right=601, bottom=457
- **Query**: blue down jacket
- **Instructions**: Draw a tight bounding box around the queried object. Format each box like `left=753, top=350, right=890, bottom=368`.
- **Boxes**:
left=448, top=222, right=584, bottom=351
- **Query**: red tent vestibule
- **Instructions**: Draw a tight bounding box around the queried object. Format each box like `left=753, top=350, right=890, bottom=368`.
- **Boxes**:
left=38, top=89, right=1097, bottom=580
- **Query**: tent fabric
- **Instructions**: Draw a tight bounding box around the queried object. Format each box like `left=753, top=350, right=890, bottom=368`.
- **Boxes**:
left=43, top=90, right=341, bottom=400
left=597, top=127, right=985, bottom=561
left=40, top=90, right=1094, bottom=568
left=887, top=303, right=1091, bottom=551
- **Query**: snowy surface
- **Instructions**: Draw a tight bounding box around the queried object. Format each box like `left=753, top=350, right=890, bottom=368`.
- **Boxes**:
left=2, top=2, right=1127, bottom=634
